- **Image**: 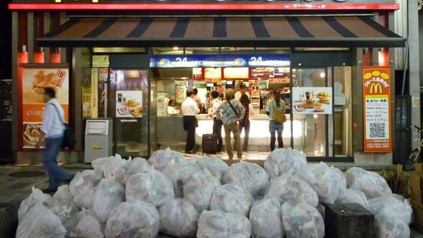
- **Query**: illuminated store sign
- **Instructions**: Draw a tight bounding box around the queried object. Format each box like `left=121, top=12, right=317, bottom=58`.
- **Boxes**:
left=150, top=54, right=290, bottom=68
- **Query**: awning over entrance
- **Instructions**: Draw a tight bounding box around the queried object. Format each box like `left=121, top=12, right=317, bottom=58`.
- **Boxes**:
left=37, top=16, right=405, bottom=48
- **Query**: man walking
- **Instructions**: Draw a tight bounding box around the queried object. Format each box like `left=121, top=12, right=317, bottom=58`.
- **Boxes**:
left=35, top=87, right=72, bottom=193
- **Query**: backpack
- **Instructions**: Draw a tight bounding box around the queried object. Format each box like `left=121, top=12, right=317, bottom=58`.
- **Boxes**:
left=273, top=101, right=287, bottom=124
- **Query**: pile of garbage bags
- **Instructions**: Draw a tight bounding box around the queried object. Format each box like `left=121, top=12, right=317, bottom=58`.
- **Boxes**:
left=16, top=148, right=412, bottom=238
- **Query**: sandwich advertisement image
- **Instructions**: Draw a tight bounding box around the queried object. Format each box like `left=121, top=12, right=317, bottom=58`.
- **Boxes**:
left=116, top=91, right=143, bottom=118
left=21, top=67, right=69, bottom=148
left=291, top=87, right=332, bottom=114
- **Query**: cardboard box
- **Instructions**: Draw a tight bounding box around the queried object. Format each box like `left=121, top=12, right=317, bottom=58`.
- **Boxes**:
left=410, top=171, right=423, bottom=203
left=416, top=163, right=423, bottom=172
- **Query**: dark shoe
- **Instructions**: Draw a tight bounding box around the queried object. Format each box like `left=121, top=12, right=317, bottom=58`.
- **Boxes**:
left=42, top=188, right=57, bottom=194
left=185, top=149, right=196, bottom=154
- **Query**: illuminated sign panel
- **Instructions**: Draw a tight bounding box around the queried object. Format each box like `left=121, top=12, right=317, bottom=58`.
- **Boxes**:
left=362, top=66, right=392, bottom=153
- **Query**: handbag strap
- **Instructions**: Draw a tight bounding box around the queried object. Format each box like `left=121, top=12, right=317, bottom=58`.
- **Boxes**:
left=50, top=103, right=65, bottom=125
left=227, top=99, right=239, bottom=117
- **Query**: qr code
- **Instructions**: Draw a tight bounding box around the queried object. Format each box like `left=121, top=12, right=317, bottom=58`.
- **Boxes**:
left=369, top=123, right=386, bottom=138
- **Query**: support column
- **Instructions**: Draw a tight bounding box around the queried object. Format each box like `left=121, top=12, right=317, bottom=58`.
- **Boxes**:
left=409, top=0, right=421, bottom=149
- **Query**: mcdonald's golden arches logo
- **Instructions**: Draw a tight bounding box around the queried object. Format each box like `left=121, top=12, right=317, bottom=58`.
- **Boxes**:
left=369, top=82, right=383, bottom=94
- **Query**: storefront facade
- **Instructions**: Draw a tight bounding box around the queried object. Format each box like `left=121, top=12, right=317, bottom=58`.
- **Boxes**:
left=9, top=0, right=406, bottom=164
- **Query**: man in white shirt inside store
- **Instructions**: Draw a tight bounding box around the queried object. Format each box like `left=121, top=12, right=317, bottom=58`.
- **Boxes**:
left=181, top=90, right=200, bottom=154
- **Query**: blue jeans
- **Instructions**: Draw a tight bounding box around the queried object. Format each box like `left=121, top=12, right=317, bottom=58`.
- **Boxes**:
left=269, top=120, right=284, bottom=151
left=43, top=136, right=71, bottom=189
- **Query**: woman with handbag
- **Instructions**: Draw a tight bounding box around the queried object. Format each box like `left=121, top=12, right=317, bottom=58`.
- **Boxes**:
left=266, top=89, right=286, bottom=151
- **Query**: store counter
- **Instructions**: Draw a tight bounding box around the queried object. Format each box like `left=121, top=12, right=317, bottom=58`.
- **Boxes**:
left=157, top=113, right=294, bottom=152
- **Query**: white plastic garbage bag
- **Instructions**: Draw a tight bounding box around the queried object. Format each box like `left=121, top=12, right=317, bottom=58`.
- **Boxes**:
left=345, top=167, right=392, bottom=199
left=93, top=178, right=125, bottom=223
left=73, top=189, right=96, bottom=210
left=197, top=210, right=252, bottom=238
left=148, top=147, right=186, bottom=171
left=123, top=156, right=151, bottom=183
left=91, top=154, right=122, bottom=179
left=183, top=169, right=221, bottom=212
left=162, top=162, right=202, bottom=197
left=52, top=185, right=73, bottom=202
left=249, top=198, right=285, bottom=238
left=375, top=207, right=410, bottom=238
left=281, top=201, right=325, bottom=238
left=16, top=203, right=66, bottom=238
left=368, top=195, right=412, bottom=225
left=105, top=201, right=160, bottom=238
left=265, top=174, right=318, bottom=207
left=264, top=148, right=307, bottom=179
left=336, top=188, right=369, bottom=209
left=296, top=163, right=342, bottom=204
left=125, top=170, right=175, bottom=207
left=209, top=183, right=254, bottom=216
left=102, top=155, right=128, bottom=183
left=18, top=187, right=51, bottom=222
left=44, top=196, right=79, bottom=224
left=222, top=161, right=269, bottom=197
left=197, top=156, right=229, bottom=180
left=159, top=198, right=199, bottom=237
left=63, top=208, right=98, bottom=235
left=69, top=169, right=101, bottom=197
left=72, top=210, right=104, bottom=238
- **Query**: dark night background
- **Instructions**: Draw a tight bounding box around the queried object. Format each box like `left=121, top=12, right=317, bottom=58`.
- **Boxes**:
left=0, top=0, right=12, bottom=79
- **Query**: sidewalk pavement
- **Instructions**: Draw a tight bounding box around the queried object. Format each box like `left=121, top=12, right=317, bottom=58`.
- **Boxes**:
left=1, top=152, right=423, bottom=237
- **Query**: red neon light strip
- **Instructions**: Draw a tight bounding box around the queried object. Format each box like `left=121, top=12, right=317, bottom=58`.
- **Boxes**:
left=8, top=3, right=400, bottom=11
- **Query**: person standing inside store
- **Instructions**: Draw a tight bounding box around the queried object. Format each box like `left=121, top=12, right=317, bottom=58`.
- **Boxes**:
left=209, top=90, right=223, bottom=152
left=235, top=82, right=250, bottom=102
left=217, top=88, right=245, bottom=160
left=239, top=94, right=250, bottom=152
left=35, top=87, right=73, bottom=193
left=181, top=90, right=200, bottom=154
left=266, top=89, right=286, bottom=151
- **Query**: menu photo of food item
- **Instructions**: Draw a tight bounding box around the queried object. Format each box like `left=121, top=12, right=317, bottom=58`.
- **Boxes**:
left=116, top=91, right=143, bottom=117
left=22, top=68, right=69, bottom=104
left=23, top=123, right=43, bottom=148
left=292, top=87, right=332, bottom=114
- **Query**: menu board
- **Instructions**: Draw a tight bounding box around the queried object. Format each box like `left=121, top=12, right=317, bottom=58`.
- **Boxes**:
left=21, top=67, right=69, bottom=148
left=116, top=90, right=143, bottom=117
left=204, top=68, right=222, bottom=82
left=192, top=68, right=203, bottom=80
left=363, top=66, right=392, bottom=153
left=291, top=87, right=332, bottom=114
left=223, top=67, right=249, bottom=79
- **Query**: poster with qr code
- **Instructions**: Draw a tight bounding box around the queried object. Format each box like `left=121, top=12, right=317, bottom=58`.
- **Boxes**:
left=363, top=66, right=392, bottom=153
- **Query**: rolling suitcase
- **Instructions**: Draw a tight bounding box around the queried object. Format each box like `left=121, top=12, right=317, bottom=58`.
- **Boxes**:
left=202, top=134, right=218, bottom=154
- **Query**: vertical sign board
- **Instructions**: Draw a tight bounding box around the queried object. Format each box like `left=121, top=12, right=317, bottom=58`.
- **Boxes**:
left=363, top=66, right=392, bottom=152
left=21, top=67, right=69, bottom=149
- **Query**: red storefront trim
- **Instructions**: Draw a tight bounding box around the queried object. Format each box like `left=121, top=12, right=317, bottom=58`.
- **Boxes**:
left=8, top=3, right=400, bottom=11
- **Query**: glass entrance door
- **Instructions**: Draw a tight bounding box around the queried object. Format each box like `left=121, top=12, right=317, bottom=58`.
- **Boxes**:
left=291, top=67, right=352, bottom=158
left=108, top=69, right=150, bottom=157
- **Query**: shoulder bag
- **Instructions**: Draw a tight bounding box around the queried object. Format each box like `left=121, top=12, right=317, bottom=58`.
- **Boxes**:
left=51, top=103, right=76, bottom=149
left=273, top=100, right=287, bottom=124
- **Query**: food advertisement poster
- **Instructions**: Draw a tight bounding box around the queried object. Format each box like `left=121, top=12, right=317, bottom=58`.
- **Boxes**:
left=116, top=91, right=143, bottom=117
left=21, top=67, right=69, bottom=148
left=175, top=81, right=187, bottom=105
left=363, top=66, right=392, bottom=153
left=292, top=87, right=332, bottom=114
